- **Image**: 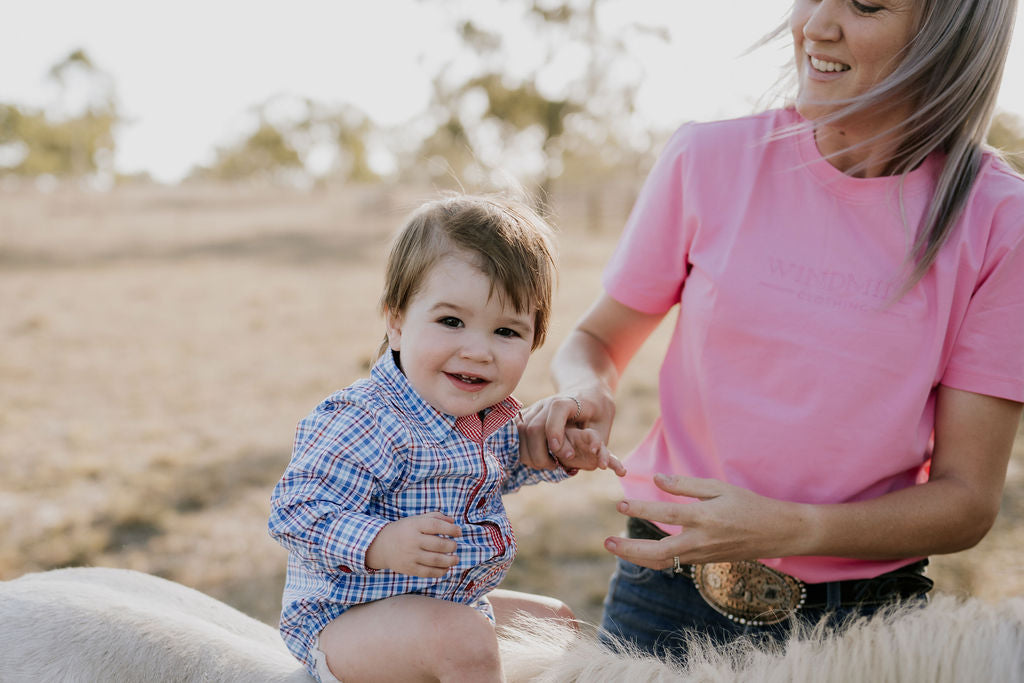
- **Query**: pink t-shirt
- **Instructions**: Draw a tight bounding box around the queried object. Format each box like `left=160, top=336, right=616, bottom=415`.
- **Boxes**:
left=603, top=108, right=1024, bottom=583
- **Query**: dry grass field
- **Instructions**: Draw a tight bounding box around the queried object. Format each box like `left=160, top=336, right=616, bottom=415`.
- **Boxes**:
left=1, top=181, right=1021, bottom=630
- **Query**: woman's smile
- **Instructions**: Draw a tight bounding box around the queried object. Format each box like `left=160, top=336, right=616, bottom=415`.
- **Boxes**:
left=791, top=0, right=916, bottom=127
left=808, top=54, right=850, bottom=74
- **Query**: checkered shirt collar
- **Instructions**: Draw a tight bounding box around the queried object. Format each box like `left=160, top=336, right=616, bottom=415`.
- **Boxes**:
left=371, top=351, right=522, bottom=443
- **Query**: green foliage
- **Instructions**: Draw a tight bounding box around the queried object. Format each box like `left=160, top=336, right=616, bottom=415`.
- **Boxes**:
left=194, top=122, right=303, bottom=182
left=988, top=111, right=1024, bottom=174
left=416, top=113, right=476, bottom=185
left=466, top=73, right=576, bottom=139
left=0, top=49, right=118, bottom=178
left=527, top=1, right=573, bottom=24
left=48, top=49, right=96, bottom=83
left=332, top=110, right=378, bottom=183
left=0, top=105, right=115, bottom=176
left=459, top=21, right=502, bottom=54
left=191, top=99, right=380, bottom=184
left=409, top=0, right=663, bottom=197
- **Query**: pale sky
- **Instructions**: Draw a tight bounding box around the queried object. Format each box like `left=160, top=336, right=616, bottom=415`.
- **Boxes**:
left=3, top=1, right=1024, bottom=183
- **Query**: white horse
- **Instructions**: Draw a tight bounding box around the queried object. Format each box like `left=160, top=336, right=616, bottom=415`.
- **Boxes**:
left=0, top=567, right=309, bottom=682
left=2, top=567, right=1022, bottom=682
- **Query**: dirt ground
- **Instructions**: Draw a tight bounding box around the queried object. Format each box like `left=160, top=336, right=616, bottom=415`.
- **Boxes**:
left=1, top=182, right=1021, bottom=628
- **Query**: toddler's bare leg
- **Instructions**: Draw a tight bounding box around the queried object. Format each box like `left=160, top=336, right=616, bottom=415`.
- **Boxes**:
left=489, top=588, right=578, bottom=629
left=318, top=594, right=502, bottom=683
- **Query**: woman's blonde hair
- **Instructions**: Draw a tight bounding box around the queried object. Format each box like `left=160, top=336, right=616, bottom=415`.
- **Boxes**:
left=770, top=0, right=1018, bottom=288
left=378, top=193, right=557, bottom=356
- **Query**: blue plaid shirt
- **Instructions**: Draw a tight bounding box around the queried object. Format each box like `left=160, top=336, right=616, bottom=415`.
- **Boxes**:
left=268, top=351, right=567, bottom=674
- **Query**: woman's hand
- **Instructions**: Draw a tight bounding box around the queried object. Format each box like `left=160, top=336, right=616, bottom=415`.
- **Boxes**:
left=603, top=474, right=811, bottom=570
left=520, top=294, right=666, bottom=469
left=518, top=389, right=616, bottom=468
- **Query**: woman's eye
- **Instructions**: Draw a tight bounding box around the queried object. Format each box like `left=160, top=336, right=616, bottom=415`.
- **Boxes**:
left=495, top=327, right=521, bottom=338
left=438, top=316, right=463, bottom=328
left=851, top=0, right=882, bottom=13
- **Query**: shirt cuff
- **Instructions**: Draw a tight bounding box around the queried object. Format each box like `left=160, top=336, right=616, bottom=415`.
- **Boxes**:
left=319, top=514, right=390, bottom=574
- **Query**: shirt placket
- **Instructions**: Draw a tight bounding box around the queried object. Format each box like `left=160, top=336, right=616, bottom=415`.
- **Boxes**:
left=452, top=408, right=515, bottom=598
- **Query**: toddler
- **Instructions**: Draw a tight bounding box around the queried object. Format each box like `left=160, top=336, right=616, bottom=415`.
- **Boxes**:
left=268, top=194, right=624, bottom=682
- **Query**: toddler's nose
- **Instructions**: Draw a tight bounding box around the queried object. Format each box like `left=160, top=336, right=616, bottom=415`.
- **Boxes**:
left=459, top=333, right=494, bottom=362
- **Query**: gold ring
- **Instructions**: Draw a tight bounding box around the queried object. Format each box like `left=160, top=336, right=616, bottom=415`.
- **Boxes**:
left=566, top=395, right=583, bottom=423
left=672, top=556, right=684, bottom=574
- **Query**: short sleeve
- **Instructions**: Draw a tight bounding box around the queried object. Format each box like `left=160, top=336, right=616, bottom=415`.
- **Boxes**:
left=942, top=199, right=1024, bottom=402
left=602, top=124, right=698, bottom=314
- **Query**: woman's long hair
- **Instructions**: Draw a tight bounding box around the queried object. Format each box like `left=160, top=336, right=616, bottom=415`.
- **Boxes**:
left=767, top=0, right=1018, bottom=290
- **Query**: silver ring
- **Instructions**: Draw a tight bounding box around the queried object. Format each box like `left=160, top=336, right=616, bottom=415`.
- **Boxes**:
left=672, top=556, right=684, bottom=574
left=566, top=395, right=583, bottom=423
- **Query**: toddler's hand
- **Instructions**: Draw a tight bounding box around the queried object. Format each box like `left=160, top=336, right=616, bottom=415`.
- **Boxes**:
left=558, top=427, right=627, bottom=477
left=365, top=511, right=461, bottom=577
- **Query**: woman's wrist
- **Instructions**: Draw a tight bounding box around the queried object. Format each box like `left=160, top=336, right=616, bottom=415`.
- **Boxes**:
left=781, top=501, right=824, bottom=557
left=556, top=382, right=616, bottom=436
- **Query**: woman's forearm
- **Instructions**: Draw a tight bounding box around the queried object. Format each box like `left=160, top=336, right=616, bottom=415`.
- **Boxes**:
left=781, top=388, right=1016, bottom=560
left=551, top=328, right=622, bottom=396
left=608, top=473, right=1004, bottom=568
left=793, top=476, right=999, bottom=559
left=609, top=385, right=1018, bottom=569
left=551, top=294, right=666, bottom=396
left=782, top=387, right=1018, bottom=560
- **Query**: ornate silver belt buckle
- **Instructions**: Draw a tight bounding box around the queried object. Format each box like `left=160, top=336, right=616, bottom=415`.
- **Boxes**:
left=691, top=561, right=807, bottom=626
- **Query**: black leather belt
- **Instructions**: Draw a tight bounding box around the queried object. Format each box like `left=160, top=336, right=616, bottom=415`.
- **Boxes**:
left=626, top=517, right=932, bottom=615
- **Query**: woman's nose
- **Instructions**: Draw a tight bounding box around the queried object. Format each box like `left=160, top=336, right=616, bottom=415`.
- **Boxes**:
left=803, top=0, right=842, bottom=43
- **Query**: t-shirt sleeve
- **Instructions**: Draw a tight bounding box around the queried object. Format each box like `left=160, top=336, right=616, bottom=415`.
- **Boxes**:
left=602, top=123, right=698, bottom=314
left=942, top=197, right=1024, bottom=402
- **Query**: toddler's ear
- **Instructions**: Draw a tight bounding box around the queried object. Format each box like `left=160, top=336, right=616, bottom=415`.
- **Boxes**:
left=384, top=308, right=403, bottom=351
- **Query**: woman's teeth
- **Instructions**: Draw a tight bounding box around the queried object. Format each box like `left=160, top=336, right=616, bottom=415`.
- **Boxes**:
left=810, top=56, right=850, bottom=73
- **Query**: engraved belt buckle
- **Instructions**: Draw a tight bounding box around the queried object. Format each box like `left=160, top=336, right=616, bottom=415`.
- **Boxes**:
left=691, top=561, right=807, bottom=626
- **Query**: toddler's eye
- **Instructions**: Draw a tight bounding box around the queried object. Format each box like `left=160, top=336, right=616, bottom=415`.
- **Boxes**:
left=438, top=316, right=463, bottom=328
left=495, top=327, right=521, bottom=338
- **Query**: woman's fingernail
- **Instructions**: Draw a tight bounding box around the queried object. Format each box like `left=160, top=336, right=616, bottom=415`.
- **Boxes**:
left=605, top=538, right=617, bottom=551
left=618, top=500, right=629, bottom=513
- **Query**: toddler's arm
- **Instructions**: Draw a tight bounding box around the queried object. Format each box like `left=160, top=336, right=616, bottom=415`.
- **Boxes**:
left=269, top=401, right=404, bottom=575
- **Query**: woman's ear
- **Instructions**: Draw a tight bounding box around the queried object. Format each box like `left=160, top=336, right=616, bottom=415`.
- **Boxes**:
left=384, top=307, right=402, bottom=351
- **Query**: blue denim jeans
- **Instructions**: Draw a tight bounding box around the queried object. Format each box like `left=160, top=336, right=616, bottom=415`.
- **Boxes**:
left=598, top=557, right=917, bottom=660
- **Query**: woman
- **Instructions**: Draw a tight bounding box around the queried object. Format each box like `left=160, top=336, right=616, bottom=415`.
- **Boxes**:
left=520, top=0, right=1024, bottom=656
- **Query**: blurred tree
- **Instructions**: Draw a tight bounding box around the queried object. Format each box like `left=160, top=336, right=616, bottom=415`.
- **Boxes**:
left=406, top=0, right=665, bottom=204
left=192, top=120, right=303, bottom=182
left=988, top=111, right=1024, bottom=174
left=192, top=97, right=379, bottom=185
left=0, top=49, right=118, bottom=179
left=321, top=104, right=379, bottom=183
